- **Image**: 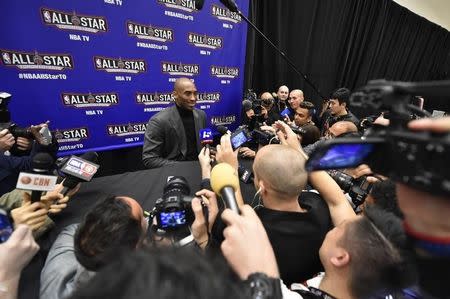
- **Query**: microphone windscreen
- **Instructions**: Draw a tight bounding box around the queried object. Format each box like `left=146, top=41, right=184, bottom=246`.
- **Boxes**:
left=217, top=125, right=228, bottom=135
left=195, top=0, right=205, bottom=10
left=210, top=163, right=240, bottom=194
left=32, top=152, right=54, bottom=172
left=242, top=100, right=252, bottom=112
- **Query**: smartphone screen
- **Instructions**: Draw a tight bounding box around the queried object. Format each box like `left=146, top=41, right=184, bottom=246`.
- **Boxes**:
left=0, top=209, right=13, bottom=243
left=231, top=131, right=248, bottom=149
left=159, top=211, right=186, bottom=229
left=306, top=143, right=375, bottom=171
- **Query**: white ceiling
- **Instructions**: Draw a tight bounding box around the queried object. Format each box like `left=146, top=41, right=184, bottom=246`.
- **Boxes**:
left=393, top=0, right=450, bottom=31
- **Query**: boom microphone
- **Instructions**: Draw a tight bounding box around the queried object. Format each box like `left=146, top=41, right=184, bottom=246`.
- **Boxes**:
left=210, top=163, right=240, bottom=213
left=219, top=0, right=238, bottom=12
left=60, top=151, right=99, bottom=196
left=194, top=0, right=205, bottom=10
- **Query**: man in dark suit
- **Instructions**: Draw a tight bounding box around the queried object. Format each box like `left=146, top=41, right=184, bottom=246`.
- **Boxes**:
left=142, top=78, right=207, bottom=169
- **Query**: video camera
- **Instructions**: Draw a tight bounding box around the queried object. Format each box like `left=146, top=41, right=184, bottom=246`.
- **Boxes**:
left=306, top=79, right=450, bottom=196
left=328, top=170, right=372, bottom=207
left=152, top=176, right=195, bottom=230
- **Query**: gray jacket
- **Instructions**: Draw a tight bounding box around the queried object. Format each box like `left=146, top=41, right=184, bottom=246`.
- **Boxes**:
left=142, top=105, right=207, bottom=169
left=40, top=224, right=95, bottom=299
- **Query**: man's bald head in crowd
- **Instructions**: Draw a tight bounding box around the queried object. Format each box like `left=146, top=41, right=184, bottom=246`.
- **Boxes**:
left=329, top=121, right=358, bottom=137
left=253, top=145, right=307, bottom=199
left=277, top=85, right=289, bottom=101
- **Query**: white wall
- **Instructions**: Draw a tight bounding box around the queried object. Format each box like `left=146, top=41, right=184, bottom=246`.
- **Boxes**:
left=393, top=0, right=450, bottom=31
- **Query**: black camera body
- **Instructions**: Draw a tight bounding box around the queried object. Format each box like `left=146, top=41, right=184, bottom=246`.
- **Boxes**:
left=154, top=176, right=195, bottom=230
left=328, top=170, right=372, bottom=207
left=0, top=123, right=34, bottom=139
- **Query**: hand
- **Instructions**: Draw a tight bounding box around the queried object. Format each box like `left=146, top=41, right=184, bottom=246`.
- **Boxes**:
left=190, top=189, right=219, bottom=249
left=274, top=121, right=301, bottom=151
left=10, top=193, right=48, bottom=231
left=259, top=125, right=276, bottom=134
left=344, top=164, right=373, bottom=179
left=15, top=137, right=32, bottom=151
left=198, top=147, right=212, bottom=179
left=29, top=121, right=50, bottom=145
left=239, top=147, right=255, bottom=159
left=0, top=129, right=15, bottom=152
left=221, top=205, right=279, bottom=280
left=0, top=225, right=39, bottom=282
left=42, top=182, right=79, bottom=214
left=396, top=117, right=450, bottom=239
left=216, top=134, right=238, bottom=171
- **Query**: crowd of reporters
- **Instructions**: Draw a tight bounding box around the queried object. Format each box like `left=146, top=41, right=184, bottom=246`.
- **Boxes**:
left=0, top=84, right=449, bottom=299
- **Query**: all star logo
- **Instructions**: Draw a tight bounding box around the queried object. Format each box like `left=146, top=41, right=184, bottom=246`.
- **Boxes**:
left=53, top=127, right=89, bottom=143
left=0, top=50, right=73, bottom=71
left=188, top=32, right=223, bottom=50
left=41, top=8, right=108, bottom=33
left=197, top=92, right=221, bottom=104
left=211, top=4, right=242, bottom=23
left=127, top=21, right=174, bottom=42
left=94, top=56, right=147, bottom=74
left=210, top=66, right=239, bottom=79
left=161, top=61, right=199, bottom=77
left=61, top=92, right=119, bottom=108
left=210, top=115, right=236, bottom=126
left=107, top=122, right=147, bottom=137
left=135, top=92, right=174, bottom=105
left=157, top=0, right=197, bottom=12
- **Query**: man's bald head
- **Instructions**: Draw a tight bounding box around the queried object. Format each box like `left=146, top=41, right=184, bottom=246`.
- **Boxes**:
left=260, top=92, right=274, bottom=101
left=173, top=77, right=197, bottom=111
left=253, top=145, right=307, bottom=199
left=277, top=85, right=289, bottom=101
left=329, top=121, right=358, bottom=137
left=288, top=89, right=304, bottom=110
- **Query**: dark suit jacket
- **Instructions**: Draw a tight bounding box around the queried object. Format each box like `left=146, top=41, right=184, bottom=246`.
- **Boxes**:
left=142, top=105, right=207, bottom=169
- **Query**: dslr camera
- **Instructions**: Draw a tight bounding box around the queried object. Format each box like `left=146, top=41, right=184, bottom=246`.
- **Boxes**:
left=153, top=176, right=195, bottom=230
left=328, top=170, right=372, bottom=207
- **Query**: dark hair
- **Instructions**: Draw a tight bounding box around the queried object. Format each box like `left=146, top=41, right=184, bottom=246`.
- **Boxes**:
left=342, top=207, right=411, bottom=298
left=331, top=88, right=351, bottom=104
left=370, top=180, right=403, bottom=218
left=74, top=195, right=144, bottom=271
left=70, top=248, right=246, bottom=299
left=299, top=101, right=315, bottom=117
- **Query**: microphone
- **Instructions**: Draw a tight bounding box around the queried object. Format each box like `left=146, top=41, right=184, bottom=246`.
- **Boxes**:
left=216, top=125, right=230, bottom=135
left=219, top=0, right=238, bottom=12
left=31, top=153, right=54, bottom=202
left=60, top=152, right=99, bottom=196
left=194, top=0, right=205, bottom=10
left=210, top=163, right=240, bottom=213
left=199, top=128, right=213, bottom=148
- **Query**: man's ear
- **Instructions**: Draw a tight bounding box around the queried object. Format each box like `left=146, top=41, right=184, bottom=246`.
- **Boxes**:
left=330, top=248, right=350, bottom=268
left=341, top=102, right=347, bottom=109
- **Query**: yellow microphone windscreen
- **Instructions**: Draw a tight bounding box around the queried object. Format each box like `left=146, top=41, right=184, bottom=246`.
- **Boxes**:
left=210, top=163, right=239, bottom=194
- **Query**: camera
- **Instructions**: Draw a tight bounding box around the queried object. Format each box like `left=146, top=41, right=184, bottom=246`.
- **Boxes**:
left=153, top=176, right=195, bottom=230
left=0, top=206, right=13, bottom=243
left=0, top=92, right=34, bottom=139
left=306, top=79, right=450, bottom=196
left=328, top=170, right=372, bottom=207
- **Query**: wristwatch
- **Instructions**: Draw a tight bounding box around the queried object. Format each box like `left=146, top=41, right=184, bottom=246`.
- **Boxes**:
left=243, top=272, right=282, bottom=299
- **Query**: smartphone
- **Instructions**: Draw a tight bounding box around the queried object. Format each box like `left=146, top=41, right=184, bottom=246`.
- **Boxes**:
left=305, top=138, right=383, bottom=171
left=158, top=210, right=187, bottom=229
left=230, top=127, right=251, bottom=150
left=39, top=127, right=52, bottom=145
left=0, top=207, right=13, bottom=243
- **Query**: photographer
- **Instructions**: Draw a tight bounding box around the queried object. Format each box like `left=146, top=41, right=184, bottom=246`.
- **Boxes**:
left=320, top=88, right=359, bottom=135
left=220, top=123, right=412, bottom=299
left=260, top=92, right=281, bottom=126
left=0, top=122, right=58, bottom=196
left=40, top=195, right=148, bottom=299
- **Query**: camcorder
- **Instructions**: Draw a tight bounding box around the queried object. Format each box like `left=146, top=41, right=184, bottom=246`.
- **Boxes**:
left=0, top=92, right=52, bottom=144
left=306, top=79, right=450, bottom=197
left=152, top=176, right=196, bottom=231
left=328, top=170, right=372, bottom=207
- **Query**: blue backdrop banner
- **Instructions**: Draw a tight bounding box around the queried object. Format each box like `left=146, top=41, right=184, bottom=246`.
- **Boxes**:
left=0, top=0, right=248, bottom=155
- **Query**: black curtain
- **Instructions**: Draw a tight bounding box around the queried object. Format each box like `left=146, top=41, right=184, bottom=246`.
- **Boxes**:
left=245, top=0, right=450, bottom=113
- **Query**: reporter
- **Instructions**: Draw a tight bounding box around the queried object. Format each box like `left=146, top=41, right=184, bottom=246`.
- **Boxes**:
left=0, top=225, right=39, bottom=299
